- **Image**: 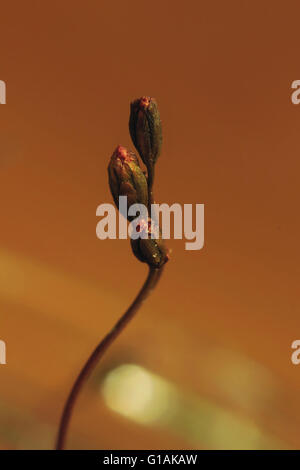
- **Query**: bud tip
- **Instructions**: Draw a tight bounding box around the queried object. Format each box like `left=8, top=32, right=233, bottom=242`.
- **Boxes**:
left=139, top=96, right=151, bottom=109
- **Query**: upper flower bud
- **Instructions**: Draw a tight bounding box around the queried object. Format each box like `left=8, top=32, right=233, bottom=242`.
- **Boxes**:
left=108, top=146, right=148, bottom=215
left=129, top=96, right=162, bottom=167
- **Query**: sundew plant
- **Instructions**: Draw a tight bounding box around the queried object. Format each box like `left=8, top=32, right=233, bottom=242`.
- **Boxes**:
left=56, top=97, right=169, bottom=449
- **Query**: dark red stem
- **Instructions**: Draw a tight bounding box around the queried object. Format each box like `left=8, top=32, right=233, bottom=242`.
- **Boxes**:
left=55, top=266, right=164, bottom=450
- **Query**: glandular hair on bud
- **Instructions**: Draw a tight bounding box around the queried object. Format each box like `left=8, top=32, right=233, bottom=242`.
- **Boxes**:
left=108, top=146, right=148, bottom=219
left=129, top=96, right=162, bottom=168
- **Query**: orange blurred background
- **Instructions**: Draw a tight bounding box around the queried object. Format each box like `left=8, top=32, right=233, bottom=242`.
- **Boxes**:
left=0, top=0, right=300, bottom=449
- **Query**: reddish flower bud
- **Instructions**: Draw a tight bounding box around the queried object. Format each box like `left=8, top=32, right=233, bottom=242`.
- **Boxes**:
left=108, top=146, right=148, bottom=216
left=129, top=96, right=162, bottom=168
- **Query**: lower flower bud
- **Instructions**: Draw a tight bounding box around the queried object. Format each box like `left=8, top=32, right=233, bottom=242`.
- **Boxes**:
left=130, top=219, right=169, bottom=268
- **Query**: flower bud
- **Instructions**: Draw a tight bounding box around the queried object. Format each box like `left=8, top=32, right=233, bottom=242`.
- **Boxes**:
left=108, top=146, right=148, bottom=215
left=130, top=218, right=169, bottom=268
left=129, top=96, right=162, bottom=167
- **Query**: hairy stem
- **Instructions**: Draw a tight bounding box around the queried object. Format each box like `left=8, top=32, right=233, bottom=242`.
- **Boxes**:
left=55, top=266, right=164, bottom=450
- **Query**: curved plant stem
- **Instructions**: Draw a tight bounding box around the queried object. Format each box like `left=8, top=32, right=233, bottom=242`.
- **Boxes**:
left=147, top=163, right=155, bottom=211
left=55, top=265, right=164, bottom=450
